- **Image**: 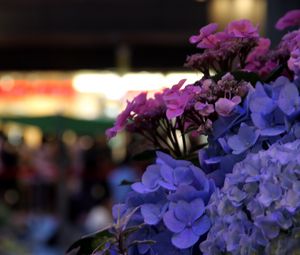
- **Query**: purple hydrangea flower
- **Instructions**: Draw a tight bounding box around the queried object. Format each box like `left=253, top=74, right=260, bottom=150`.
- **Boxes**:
left=201, top=139, right=300, bottom=254
left=275, top=9, right=300, bottom=30
left=163, top=199, right=210, bottom=249
left=227, top=123, right=260, bottom=154
left=132, top=152, right=194, bottom=193
left=116, top=152, right=215, bottom=253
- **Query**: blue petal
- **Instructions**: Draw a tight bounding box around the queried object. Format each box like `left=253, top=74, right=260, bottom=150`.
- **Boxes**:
left=160, top=164, right=174, bottom=184
left=292, top=123, right=300, bottom=138
left=159, top=180, right=177, bottom=191
left=255, top=215, right=280, bottom=239
left=163, top=210, right=185, bottom=233
left=251, top=113, right=268, bottom=129
left=174, top=201, right=191, bottom=224
left=260, top=126, right=286, bottom=136
left=131, top=182, right=157, bottom=194
left=190, top=199, right=205, bottom=221
left=191, top=166, right=210, bottom=191
left=173, top=167, right=193, bottom=186
left=167, top=185, right=204, bottom=202
left=142, top=165, right=161, bottom=188
left=271, top=211, right=292, bottom=230
left=227, top=124, right=259, bottom=154
left=218, top=138, right=231, bottom=153
left=141, top=204, right=161, bottom=225
left=257, top=181, right=282, bottom=207
left=278, top=82, right=300, bottom=116
left=249, top=83, right=276, bottom=115
left=156, top=151, right=190, bottom=168
left=204, top=156, right=222, bottom=165
left=171, top=228, right=199, bottom=249
left=192, top=215, right=211, bottom=236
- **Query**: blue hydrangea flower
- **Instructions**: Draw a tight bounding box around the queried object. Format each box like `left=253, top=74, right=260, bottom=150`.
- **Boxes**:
left=227, top=123, right=260, bottom=154
left=199, top=76, right=300, bottom=187
left=200, top=139, right=300, bottom=254
left=132, top=152, right=193, bottom=193
left=112, top=152, right=215, bottom=253
left=163, top=199, right=210, bottom=249
left=278, top=79, right=300, bottom=117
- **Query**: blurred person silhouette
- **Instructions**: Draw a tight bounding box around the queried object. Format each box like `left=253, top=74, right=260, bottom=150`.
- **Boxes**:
left=17, top=136, right=36, bottom=210
left=108, top=134, right=149, bottom=204
left=0, top=131, right=20, bottom=208
left=108, top=154, right=139, bottom=204
left=32, top=134, right=59, bottom=212
left=68, top=136, right=112, bottom=227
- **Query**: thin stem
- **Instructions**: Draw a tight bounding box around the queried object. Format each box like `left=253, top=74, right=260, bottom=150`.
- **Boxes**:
left=178, top=117, right=187, bottom=157
left=154, top=129, right=178, bottom=157
left=167, top=118, right=181, bottom=156
left=159, top=119, right=177, bottom=148
left=161, top=117, right=180, bottom=155
left=118, top=233, right=128, bottom=255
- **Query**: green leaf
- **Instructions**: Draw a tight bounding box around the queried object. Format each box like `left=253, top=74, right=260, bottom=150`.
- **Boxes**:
left=66, top=226, right=114, bottom=255
left=122, top=223, right=145, bottom=237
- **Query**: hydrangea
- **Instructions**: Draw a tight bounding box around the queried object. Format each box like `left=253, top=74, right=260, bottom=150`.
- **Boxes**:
left=275, top=9, right=300, bottom=30
left=200, top=139, right=300, bottom=254
left=129, top=152, right=215, bottom=251
left=199, top=75, right=300, bottom=187
left=69, top=9, right=300, bottom=255
left=99, top=152, right=214, bottom=254
left=288, top=48, right=300, bottom=79
left=186, top=20, right=259, bottom=75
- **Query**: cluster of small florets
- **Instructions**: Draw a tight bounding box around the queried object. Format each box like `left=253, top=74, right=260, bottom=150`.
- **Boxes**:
left=185, top=20, right=259, bottom=76
left=110, top=152, right=215, bottom=254
left=106, top=73, right=250, bottom=157
left=69, top=9, right=300, bottom=255
left=199, top=75, right=300, bottom=187
left=201, top=139, right=300, bottom=254
left=163, top=73, right=250, bottom=129
left=246, top=10, right=300, bottom=79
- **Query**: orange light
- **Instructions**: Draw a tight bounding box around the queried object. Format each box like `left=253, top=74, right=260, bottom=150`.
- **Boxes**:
left=0, top=79, right=75, bottom=97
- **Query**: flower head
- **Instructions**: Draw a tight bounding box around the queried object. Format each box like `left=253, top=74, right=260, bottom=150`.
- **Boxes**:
left=163, top=79, right=190, bottom=119
left=288, top=48, right=300, bottom=78
left=227, top=19, right=259, bottom=38
left=189, top=23, right=218, bottom=45
left=129, top=152, right=215, bottom=251
left=163, top=199, right=210, bottom=249
left=276, top=9, right=300, bottom=30
left=215, top=96, right=241, bottom=117
left=201, top=139, right=300, bottom=254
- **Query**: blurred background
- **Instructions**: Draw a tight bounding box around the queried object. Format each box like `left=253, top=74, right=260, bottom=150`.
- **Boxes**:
left=0, top=0, right=299, bottom=254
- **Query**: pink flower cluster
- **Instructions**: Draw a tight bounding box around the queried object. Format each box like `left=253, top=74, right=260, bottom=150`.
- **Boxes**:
left=106, top=72, right=249, bottom=157
left=106, top=11, right=300, bottom=158
left=106, top=92, right=165, bottom=139
left=244, top=38, right=279, bottom=78
left=288, top=48, right=300, bottom=78
left=186, top=20, right=259, bottom=76
left=189, top=20, right=258, bottom=49
left=275, top=9, right=300, bottom=30
left=278, top=29, right=300, bottom=78
left=245, top=10, right=300, bottom=79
